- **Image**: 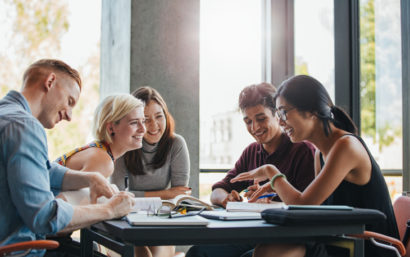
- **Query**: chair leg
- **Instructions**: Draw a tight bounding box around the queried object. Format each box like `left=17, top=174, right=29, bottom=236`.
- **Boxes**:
left=369, top=238, right=401, bottom=257
left=403, top=220, right=410, bottom=246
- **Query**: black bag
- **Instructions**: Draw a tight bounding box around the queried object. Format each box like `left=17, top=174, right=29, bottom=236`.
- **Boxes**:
left=261, top=207, right=386, bottom=226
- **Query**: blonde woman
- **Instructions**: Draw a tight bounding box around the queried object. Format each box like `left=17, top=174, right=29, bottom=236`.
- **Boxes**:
left=56, top=94, right=146, bottom=204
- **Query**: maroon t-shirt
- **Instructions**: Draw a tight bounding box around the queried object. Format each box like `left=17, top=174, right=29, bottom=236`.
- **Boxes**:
left=212, top=134, right=315, bottom=193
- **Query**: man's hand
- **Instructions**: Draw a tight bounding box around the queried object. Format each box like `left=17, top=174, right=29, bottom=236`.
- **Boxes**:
left=222, top=190, right=243, bottom=208
left=243, top=184, right=258, bottom=199
left=106, top=191, right=135, bottom=219
left=248, top=183, right=273, bottom=202
left=88, top=172, right=118, bottom=204
left=61, top=190, right=135, bottom=233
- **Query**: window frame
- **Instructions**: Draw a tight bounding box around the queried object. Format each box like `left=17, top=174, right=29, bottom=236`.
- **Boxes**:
left=401, top=0, right=410, bottom=192
left=200, top=0, right=410, bottom=194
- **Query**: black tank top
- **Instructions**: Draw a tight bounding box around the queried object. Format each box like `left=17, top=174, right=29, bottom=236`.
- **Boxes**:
left=320, top=134, right=399, bottom=257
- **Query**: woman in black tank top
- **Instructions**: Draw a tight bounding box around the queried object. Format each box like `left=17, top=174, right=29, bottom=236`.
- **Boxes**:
left=231, top=75, right=399, bottom=257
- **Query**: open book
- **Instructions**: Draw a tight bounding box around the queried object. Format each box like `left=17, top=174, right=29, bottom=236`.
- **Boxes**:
left=59, top=190, right=213, bottom=211
left=162, top=194, right=214, bottom=211
left=226, top=201, right=286, bottom=212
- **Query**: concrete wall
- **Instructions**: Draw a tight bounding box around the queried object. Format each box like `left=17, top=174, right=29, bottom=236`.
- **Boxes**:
left=101, top=0, right=200, bottom=197
left=101, top=0, right=131, bottom=95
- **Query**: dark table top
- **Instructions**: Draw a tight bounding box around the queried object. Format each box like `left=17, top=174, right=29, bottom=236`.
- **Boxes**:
left=90, top=218, right=365, bottom=246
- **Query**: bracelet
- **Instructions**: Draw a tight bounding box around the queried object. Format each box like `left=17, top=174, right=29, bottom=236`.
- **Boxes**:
left=270, top=173, right=286, bottom=191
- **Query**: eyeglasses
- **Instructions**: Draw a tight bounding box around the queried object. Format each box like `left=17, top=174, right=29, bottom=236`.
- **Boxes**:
left=147, top=204, right=206, bottom=219
left=275, top=107, right=295, bottom=121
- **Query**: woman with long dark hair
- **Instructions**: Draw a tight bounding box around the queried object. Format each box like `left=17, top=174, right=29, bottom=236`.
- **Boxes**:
left=231, top=75, right=399, bottom=257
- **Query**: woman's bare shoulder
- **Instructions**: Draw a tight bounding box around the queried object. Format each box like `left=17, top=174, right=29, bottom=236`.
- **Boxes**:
left=74, top=148, right=114, bottom=176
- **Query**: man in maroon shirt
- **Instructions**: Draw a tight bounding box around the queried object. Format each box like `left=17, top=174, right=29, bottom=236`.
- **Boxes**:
left=187, top=83, right=315, bottom=257
left=211, top=82, right=315, bottom=208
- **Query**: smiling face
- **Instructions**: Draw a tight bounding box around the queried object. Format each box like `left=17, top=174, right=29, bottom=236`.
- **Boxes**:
left=111, top=106, right=146, bottom=151
left=242, top=104, right=282, bottom=152
left=143, top=101, right=166, bottom=144
left=275, top=96, right=315, bottom=142
left=39, top=73, right=80, bottom=129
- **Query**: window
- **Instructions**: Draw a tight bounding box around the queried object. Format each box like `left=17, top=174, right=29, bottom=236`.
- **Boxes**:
left=0, top=0, right=101, bottom=159
left=199, top=0, right=264, bottom=200
left=359, top=0, right=402, bottom=197
left=200, top=0, right=263, bottom=170
left=294, top=0, right=335, bottom=100
left=359, top=0, right=402, bottom=171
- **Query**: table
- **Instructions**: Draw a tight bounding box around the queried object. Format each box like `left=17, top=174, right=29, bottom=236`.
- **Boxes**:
left=80, top=218, right=365, bottom=257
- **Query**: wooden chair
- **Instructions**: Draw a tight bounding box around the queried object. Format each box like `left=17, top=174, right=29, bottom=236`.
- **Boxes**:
left=350, top=194, right=410, bottom=257
left=0, top=240, right=59, bottom=257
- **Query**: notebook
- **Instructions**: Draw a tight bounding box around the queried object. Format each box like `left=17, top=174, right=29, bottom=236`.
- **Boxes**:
left=126, top=213, right=209, bottom=226
left=226, top=201, right=286, bottom=212
left=200, top=210, right=262, bottom=220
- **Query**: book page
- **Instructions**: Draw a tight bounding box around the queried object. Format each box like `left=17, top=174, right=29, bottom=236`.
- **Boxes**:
left=59, top=187, right=162, bottom=212
left=162, top=195, right=214, bottom=210
left=226, top=201, right=286, bottom=212
left=98, top=196, right=162, bottom=212
left=59, top=188, right=91, bottom=205
left=169, top=194, right=190, bottom=205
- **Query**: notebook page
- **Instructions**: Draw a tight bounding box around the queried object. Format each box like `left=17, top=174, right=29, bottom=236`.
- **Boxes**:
left=226, top=201, right=286, bottom=212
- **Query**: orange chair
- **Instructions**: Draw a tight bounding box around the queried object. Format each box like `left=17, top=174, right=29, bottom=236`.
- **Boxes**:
left=350, top=194, right=410, bottom=257
left=393, top=195, right=410, bottom=257
left=0, top=240, right=59, bottom=257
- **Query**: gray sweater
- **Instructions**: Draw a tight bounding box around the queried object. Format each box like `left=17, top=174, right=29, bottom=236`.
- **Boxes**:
left=111, top=133, right=190, bottom=197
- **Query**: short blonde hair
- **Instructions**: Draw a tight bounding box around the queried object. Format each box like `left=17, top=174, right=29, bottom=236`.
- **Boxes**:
left=92, top=94, right=144, bottom=144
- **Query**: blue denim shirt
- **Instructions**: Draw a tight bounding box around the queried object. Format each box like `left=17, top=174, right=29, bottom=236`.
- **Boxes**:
left=0, top=91, right=74, bottom=256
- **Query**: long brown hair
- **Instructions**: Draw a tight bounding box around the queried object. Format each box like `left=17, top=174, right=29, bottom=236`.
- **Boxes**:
left=124, top=86, right=175, bottom=175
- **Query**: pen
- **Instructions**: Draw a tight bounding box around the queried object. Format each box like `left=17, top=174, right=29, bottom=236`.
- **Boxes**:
left=256, top=193, right=277, bottom=200
left=169, top=208, right=206, bottom=218
left=124, top=176, right=129, bottom=191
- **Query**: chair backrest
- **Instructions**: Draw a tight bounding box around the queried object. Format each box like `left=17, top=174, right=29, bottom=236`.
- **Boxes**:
left=393, top=195, right=410, bottom=257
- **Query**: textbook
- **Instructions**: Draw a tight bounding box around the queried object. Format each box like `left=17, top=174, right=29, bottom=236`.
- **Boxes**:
left=226, top=201, right=286, bottom=212
left=162, top=194, right=214, bottom=211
